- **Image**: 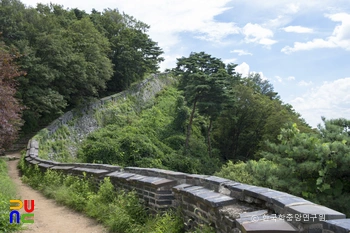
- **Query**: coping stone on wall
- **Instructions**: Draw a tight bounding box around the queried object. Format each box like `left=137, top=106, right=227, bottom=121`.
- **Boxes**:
left=70, top=167, right=111, bottom=177
left=323, top=219, right=350, bottom=233
left=285, top=204, right=346, bottom=223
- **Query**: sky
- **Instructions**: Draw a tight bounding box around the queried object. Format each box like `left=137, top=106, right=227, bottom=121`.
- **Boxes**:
left=21, top=0, right=350, bottom=128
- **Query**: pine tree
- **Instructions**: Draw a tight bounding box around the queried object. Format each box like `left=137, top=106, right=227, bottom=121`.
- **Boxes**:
left=173, top=52, right=232, bottom=155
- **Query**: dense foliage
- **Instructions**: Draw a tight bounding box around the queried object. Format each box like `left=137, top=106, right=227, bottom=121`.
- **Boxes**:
left=79, top=87, right=221, bottom=175
left=89, top=9, right=164, bottom=94
left=0, top=0, right=163, bottom=132
left=172, top=52, right=312, bottom=161
left=216, top=119, right=350, bottom=216
left=0, top=41, right=24, bottom=153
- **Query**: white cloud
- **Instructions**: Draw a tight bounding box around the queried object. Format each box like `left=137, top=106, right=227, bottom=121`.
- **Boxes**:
left=235, top=62, right=250, bottom=77
left=298, top=80, right=313, bottom=86
left=107, top=0, right=241, bottom=49
left=230, top=50, right=252, bottom=56
left=275, top=76, right=283, bottom=82
left=283, top=26, right=314, bottom=33
left=266, top=15, right=292, bottom=29
left=235, top=62, right=268, bottom=81
left=286, top=3, right=300, bottom=14
left=194, top=21, right=240, bottom=42
left=282, top=13, right=350, bottom=53
left=290, top=77, right=350, bottom=128
left=242, top=23, right=277, bottom=46
left=272, top=75, right=295, bottom=83
left=159, top=54, right=183, bottom=72
left=231, top=0, right=348, bottom=12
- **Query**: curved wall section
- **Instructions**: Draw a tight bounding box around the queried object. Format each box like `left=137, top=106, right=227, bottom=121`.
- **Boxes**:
left=25, top=75, right=350, bottom=233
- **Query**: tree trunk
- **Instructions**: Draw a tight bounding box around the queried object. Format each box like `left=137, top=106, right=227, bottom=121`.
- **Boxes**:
left=207, top=118, right=213, bottom=157
left=184, top=98, right=197, bottom=155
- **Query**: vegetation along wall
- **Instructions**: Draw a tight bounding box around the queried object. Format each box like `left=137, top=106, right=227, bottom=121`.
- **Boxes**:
left=25, top=74, right=350, bottom=233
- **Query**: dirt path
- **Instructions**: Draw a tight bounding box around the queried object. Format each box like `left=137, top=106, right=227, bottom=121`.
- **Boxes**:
left=6, top=152, right=107, bottom=233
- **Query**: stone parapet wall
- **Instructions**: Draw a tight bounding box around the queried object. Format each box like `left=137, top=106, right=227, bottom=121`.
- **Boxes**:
left=25, top=139, right=350, bottom=233
left=45, top=73, right=174, bottom=138
left=24, top=75, right=350, bottom=233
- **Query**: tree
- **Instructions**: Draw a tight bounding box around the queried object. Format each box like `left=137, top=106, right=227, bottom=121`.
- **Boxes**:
left=197, top=68, right=232, bottom=156
left=213, top=82, right=272, bottom=160
left=90, top=9, right=164, bottom=93
left=245, top=73, right=277, bottom=99
left=216, top=120, right=350, bottom=217
left=0, top=41, right=24, bottom=153
left=0, top=2, right=114, bottom=131
left=173, top=52, right=232, bottom=155
left=212, top=73, right=312, bottom=161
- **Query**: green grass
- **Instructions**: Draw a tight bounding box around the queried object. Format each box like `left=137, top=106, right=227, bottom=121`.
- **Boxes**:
left=0, top=158, right=23, bottom=232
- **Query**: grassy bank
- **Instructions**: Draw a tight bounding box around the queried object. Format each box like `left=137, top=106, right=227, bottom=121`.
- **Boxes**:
left=0, top=158, right=22, bottom=232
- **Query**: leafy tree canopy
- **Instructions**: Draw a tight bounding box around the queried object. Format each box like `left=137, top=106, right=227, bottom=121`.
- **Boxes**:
left=216, top=119, right=350, bottom=216
left=0, top=0, right=163, bottom=132
left=0, top=40, right=24, bottom=152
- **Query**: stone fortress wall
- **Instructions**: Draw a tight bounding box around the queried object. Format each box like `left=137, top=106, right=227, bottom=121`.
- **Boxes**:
left=24, top=74, right=350, bottom=233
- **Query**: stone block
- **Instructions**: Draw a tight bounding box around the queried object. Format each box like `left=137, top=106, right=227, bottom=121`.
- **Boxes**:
left=106, top=171, right=135, bottom=180
left=71, top=167, right=110, bottom=176
left=225, top=183, right=258, bottom=200
left=45, top=161, right=62, bottom=166
left=50, top=166, right=74, bottom=171
left=205, top=195, right=237, bottom=208
left=29, top=160, right=40, bottom=165
left=98, top=164, right=121, bottom=171
left=29, top=147, right=38, bottom=157
left=256, top=190, right=291, bottom=203
left=323, top=219, right=350, bottom=233
left=30, top=140, right=39, bottom=149
left=239, top=210, right=269, bottom=219
left=272, top=196, right=312, bottom=210
left=149, top=178, right=177, bottom=189
left=124, top=167, right=149, bottom=175
left=186, top=174, right=210, bottom=185
left=243, top=187, right=272, bottom=199
left=37, top=163, right=53, bottom=169
left=236, top=218, right=298, bottom=233
left=204, top=176, right=234, bottom=191
left=173, top=183, right=193, bottom=192
left=180, top=185, right=236, bottom=208
left=127, top=174, right=147, bottom=182
left=33, top=157, right=51, bottom=164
